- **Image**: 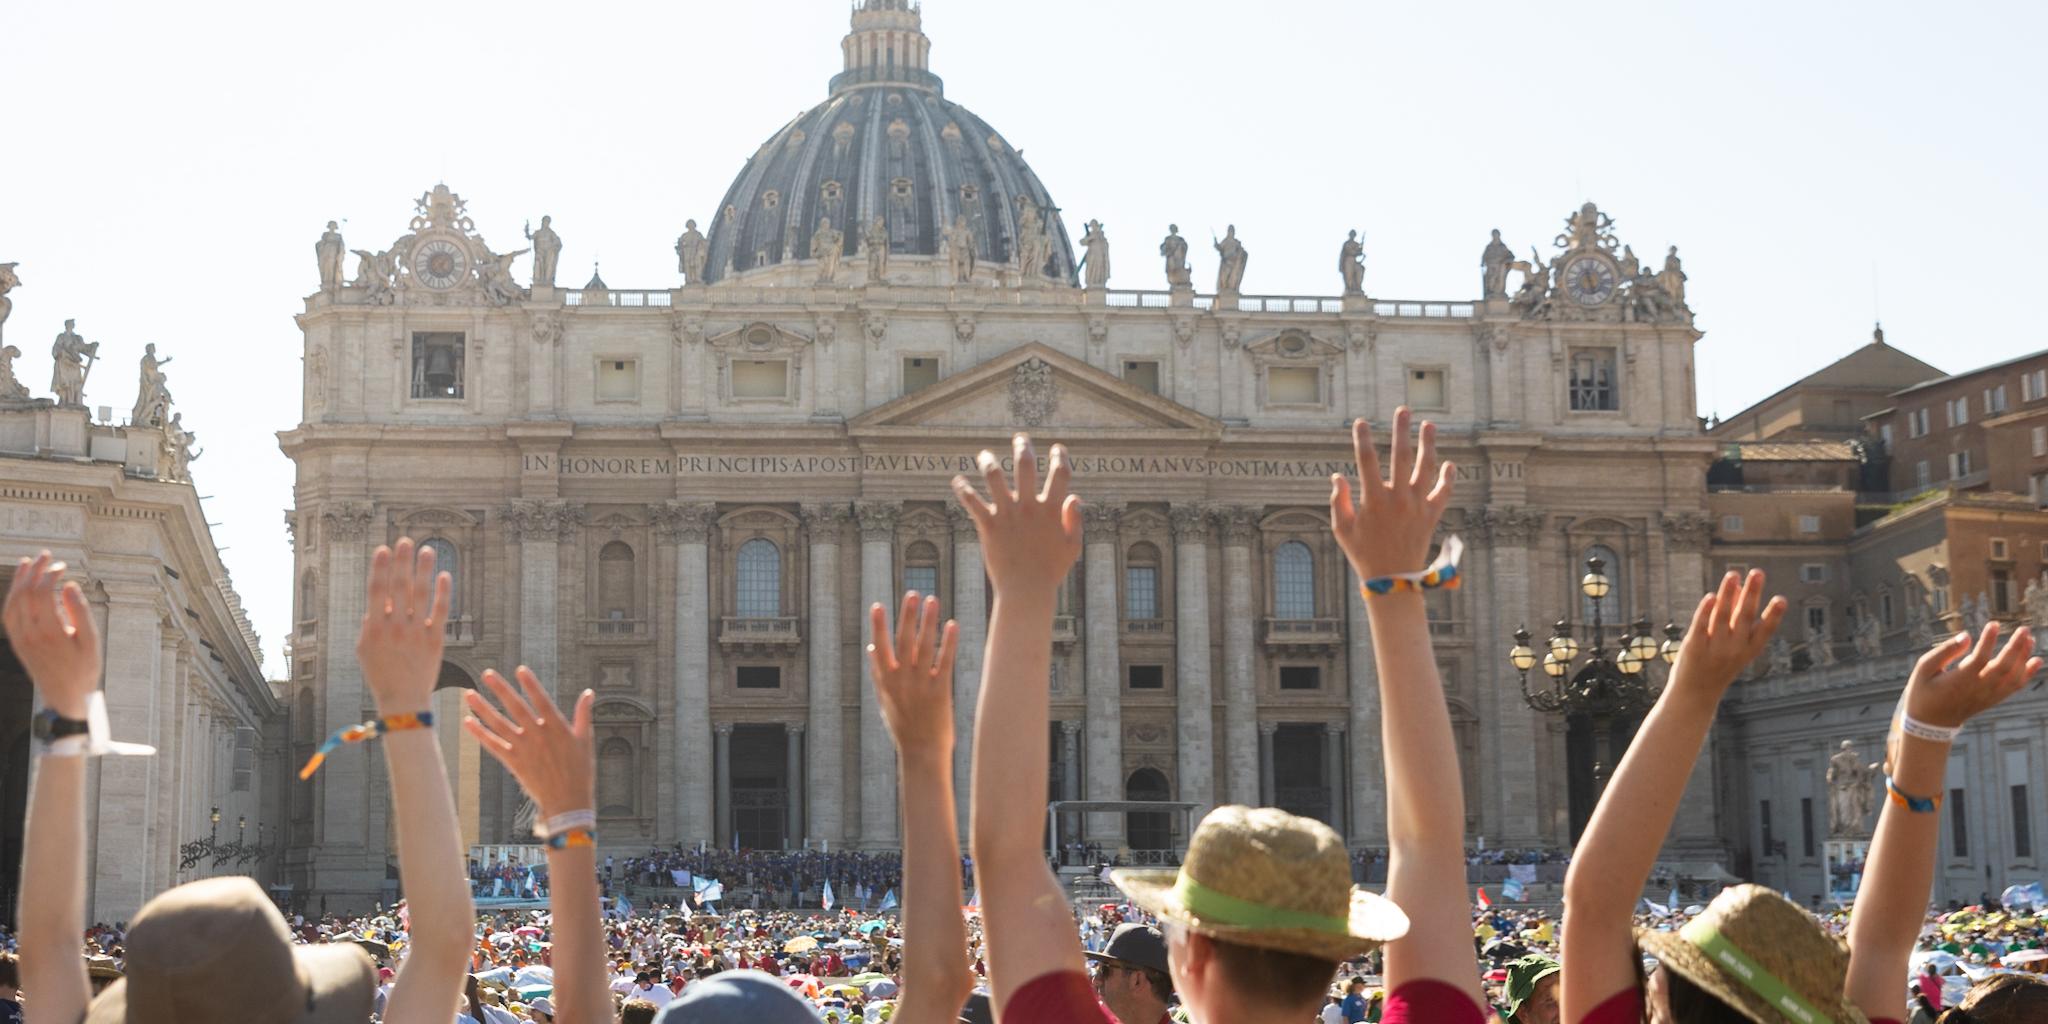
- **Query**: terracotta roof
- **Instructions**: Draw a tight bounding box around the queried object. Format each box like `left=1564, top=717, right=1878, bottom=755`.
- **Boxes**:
left=1733, top=441, right=1859, bottom=462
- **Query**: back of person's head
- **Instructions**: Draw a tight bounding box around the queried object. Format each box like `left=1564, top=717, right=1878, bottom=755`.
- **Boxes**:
left=1938, top=973, right=2048, bottom=1024
left=653, top=970, right=818, bottom=1024
left=0, top=950, right=17, bottom=991
left=1206, top=937, right=1338, bottom=1009
left=1662, top=970, right=1752, bottom=1024
left=621, top=998, right=660, bottom=1024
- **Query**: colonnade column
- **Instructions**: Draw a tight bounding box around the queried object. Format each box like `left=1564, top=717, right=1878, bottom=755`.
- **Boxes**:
left=714, top=724, right=733, bottom=849
left=663, top=501, right=717, bottom=847
left=856, top=502, right=901, bottom=847
left=315, top=502, right=374, bottom=898
left=94, top=579, right=163, bottom=921
left=1662, top=516, right=1720, bottom=850
left=1257, top=721, right=1277, bottom=808
left=1346, top=571, right=1387, bottom=845
left=1169, top=505, right=1214, bottom=821
left=801, top=504, right=848, bottom=846
left=1324, top=723, right=1346, bottom=832
left=948, top=505, right=987, bottom=842
left=510, top=499, right=581, bottom=691
left=785, top=724, right=804, bottom=849
left=1059, top=720, right=1083, bottom=850
left=1216, top=507, right=1261, bottom=807
left=1081, top=503, right=1126, bottom=846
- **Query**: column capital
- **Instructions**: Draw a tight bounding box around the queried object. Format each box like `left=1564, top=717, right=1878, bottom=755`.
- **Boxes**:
left=945, top=502, right=980, bottom=538
left=1323, top=721, right=1343, bottom=736
left=854, top=500, right=901, bottom=541
left=1477, top=505, right=1546, bottom=544
left=1081, top=501, right=1126, bottom=543
left=1258, top=720, right=1279, bottom=737
left=785, top=721, right=806, bottom=737
left=1661, top=511, right=1714, bottom=552
left=1059, top=719, right=1082, bottom=739
left=714, top=722, right=735, bottom=738
left=1211, top=505, right=1261, bottom=545
left=320, top=501, right=376, bottom=542
left=651, top=501, right=718, bottom=543
left=799, top=502, right=853, bottom=536
left=504, top=499, right=585, bottom=541
left=1168, top=503, right=1210, bottom=542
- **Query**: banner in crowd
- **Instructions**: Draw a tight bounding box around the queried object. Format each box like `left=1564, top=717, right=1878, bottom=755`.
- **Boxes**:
left=1502, top=877, right=1525, bottom=901
left=1508, top=864, right=1537, bottom=885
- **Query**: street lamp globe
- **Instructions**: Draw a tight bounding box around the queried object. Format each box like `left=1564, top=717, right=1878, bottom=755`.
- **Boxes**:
left=1617, top=648, right=1644, bottom=675
left=1542, top=651, right=1569, bottom=678
left=1580, top=558, right=1612, bottom=600
left=1660, top=623, right=1684, bottom=665
left=1548, top=622, right=1580, bottom=663
left=1628, top=619, right=1660, bottom=663
left=1509, top=626, right=1537, bottom=672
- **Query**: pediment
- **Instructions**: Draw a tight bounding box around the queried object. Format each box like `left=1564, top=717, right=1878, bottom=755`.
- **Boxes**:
left=849, top=343, right=1222, bottom=438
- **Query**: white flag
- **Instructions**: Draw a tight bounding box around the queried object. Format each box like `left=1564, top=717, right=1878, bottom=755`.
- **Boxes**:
left=823, top=880, right=836, bottom=911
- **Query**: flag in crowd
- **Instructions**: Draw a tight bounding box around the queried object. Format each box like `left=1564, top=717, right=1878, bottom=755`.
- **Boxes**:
left=1501, top=876, right=1525, bottom=902
left=822, top=880, right=835, bottom=911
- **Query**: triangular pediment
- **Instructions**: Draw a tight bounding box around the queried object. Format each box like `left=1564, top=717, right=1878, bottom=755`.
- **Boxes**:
left=849, top=343, right=1222, bottom=438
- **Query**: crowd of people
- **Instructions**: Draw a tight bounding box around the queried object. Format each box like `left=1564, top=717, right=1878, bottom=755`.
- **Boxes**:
left=611, top=850, right=922, bottom=912
left=2, top=412, right=2044, bottom=1024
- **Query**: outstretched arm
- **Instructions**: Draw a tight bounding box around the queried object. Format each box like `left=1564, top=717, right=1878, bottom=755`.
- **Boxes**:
left=1561, top=571, right=1785, bottom=1021
left=7, top=554, right=98, bottom=1024
left=356, top=539, right=477, bottom=1024
left=464, top=667, right=609, bottom=1024
left=956, top=435, right=1086, bottom=1012
left=1845, top=624, right=2037, bottom=1016
left=1329, top=410, right=1475, bottom=1000
left=869, top=593, right=973, bottom=1024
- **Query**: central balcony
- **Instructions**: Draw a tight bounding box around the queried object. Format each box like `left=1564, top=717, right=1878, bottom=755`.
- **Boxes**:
left=586, top=618, right=648, bottom=642
left=720, top=616, right=802, bottom=651
left=1262, top=617, right=1342, bottom=650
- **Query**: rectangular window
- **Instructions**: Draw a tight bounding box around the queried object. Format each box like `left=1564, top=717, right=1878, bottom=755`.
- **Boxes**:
left=1909, top=409, right=1930, bottom=437
left=232, top=727, right=255, bottom=793
left=1798, top=514, right=1821, bottom=534
left=1985, top=385, right=2008, bottom=415
left=1800, top=797, right=1816, bottom=858
left=732, top=359, right=790, bottom=399
left=1569, top=349, right=1619, bottom=411
left=2034, top=473, right=2048, bottom=507
left=1806, top=605, right=1827, bottom=632
left=1800, top=563, right=1828, bottom=584
left=1405, top=368, right=1446, bottom=410
left=410, top=332, right=466, bottom=400
left=1127, top=665, right=1164, bottom=690
left=596, top=358, right=639, bottom=402
left=2033, top=426, right=2047, bottom=457
left=1991, top=536, right=2011, bottom=560
left=1722, top=515, right=1743, bottom=533
left=1948, top=450, right=1973, bottom=479
left=1992, top=569, right=2014, bottom=615
left=736, top=666, right=782, bottom=689
left=2025, top=369, right=2048, bottom=402
left=903, top=565, right=938, bottom=602
left=1947, top=397, right=1969, bottom=427
left=1951, top=788, right=1969, bottom=858
left=1123, top=360, right=1161, bottom=395
left=1279, top=666, right=1321, bottom=690
left=1933, top=587, right=1950, bottom=614
left=1125, top=566, right=1159, bottom=620
left=1879, top=423, right=1895, bottom=450
left=1881, top=592, right=1895, bottom=626
left=1266, top=366, right=1321, bottom=406
left=2014, top=785, right=2033, bottom=859
left=1760, top=800, right=1775, bottom=853
left=902, top=356, right=940, bottom=394
left=1915, top=460, right=1932, bottom=489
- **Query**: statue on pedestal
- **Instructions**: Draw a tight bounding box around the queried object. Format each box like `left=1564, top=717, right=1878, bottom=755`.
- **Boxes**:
left=1853, top=613, right=1882, bottom=659
left=1016, top=198, right=1052, bottom=279
left=1079, top=220, right=1111, bottom=289
left=1509, top=249, right=1550, bottom=314
left=0, top=345, right=26, bottom=401
left=162, top=413, right=199, bottom=481
left=1827, top=740, right=1878, bottom=836
left=1807, top=620, right=1837, bottom=666
left=2026, top=575, right=2048, bottom=629
left=1338, top=229, right=1365, bottom=295
left=675, top=220, right=709, bottom=284
left=479, top=249, right=530, bottom=307
left=1213, top=225, right=1248, bottom=294
left=131, top=343, right=173, bottom=426
left=1480, top=229, right=1513, bottom=299
left=944, top=216, right=976, bottom=284
left=50, top=319, right=96, bottom=407
left=862, top=216, right=890, bottom=282
left=1619, top=244, right=1640, bottom=279
left=315, top=223, right=346, bottom=293
left=351, top=249, right=398, bottom=305
left=810, top=218, right=844, bottom=284
left=1766, top=633, right=1793, bottom=676
left=1659, top=246, right=1688, bottom=307
left=1964, top=592, right=1991, bottom=632
left=525, top=216, right=562, bottom=289
left=1160, top=225, right=1191, bottom=288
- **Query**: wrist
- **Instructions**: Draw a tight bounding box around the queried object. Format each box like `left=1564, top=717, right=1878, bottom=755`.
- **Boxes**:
left=898, top=745, right=953, bottom=772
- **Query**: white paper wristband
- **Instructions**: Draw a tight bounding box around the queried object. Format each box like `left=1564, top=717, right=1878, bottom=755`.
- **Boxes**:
left=1899, top=713, right=1962, bottom=743
left=535, top=809, right=597, bottom=839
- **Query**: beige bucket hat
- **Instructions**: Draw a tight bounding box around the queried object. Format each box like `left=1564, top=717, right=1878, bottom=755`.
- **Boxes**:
left=85, top=876, right=374, bottom=1024
left=1110, top=805, right=1408, bottom=962
left=1636, top=884, right=1869, bottom=1024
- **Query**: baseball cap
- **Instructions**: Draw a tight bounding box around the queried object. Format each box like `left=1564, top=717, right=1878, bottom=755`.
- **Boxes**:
left=653, top=969, right=817, bottom=1024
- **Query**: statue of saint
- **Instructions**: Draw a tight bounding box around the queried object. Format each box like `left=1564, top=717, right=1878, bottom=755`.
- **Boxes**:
left=1659, top=246, right=1688, bottom=307
left=1160, top=225, right=1191, bottom=288
left=1619, top=244, right=1640, bottom=279
left=1338, top=229, right=1365, bottom=295
left=162, top=412, right=199, bottom=481
left=1827, top=741, right=1877, bottom=836
left=810, top=218, right=844, bottom=284
left=675, top=220, right=710, bottom=284
left=50, top=319, right=96, bottom=407
left=1807, top=619, right=1837, bottom=667
left=525, top=215, right=563, bottom=289
left=863, top=216, right=890, bottom=282
left=1016, top=199, right=1051, bottom=278
left=1766, top=633, right=1793, bottom=676
left=131, top=343, right=173, bottom=426
left=1079, top=220, right=1111, bottom=289
left=1480, top=229, right=1513, bottom=299
left=1213, top=225, right=1248, bottom=294
left=315, top=222, right=346, bottom=293
left=945, top=216, right=977, bottom=284
left=1853, top=613, right=1882, bottom=659
left=0, top=345, right=27, bottom=401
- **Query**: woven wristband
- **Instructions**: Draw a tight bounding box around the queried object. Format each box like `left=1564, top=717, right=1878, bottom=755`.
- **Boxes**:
left=298, top=711, right=434, bottom=779
left=545, top=827, right=597, bottom=851
left=1898, top=713, right=1961, bottom=743
left=536, top=809, right=598, bottom=840
left=1360, top=535, right=1464, bottom=596
left=1886, top=776, right=1941, bottom=813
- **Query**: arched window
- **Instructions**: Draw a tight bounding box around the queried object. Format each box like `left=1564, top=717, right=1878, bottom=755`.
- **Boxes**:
left=903, top=541, right=940, bottom=603
left=1273, top=541, right=1315, bottom=620
left=1125, top=768, right=1173, bottom=851
left=1125, top=542, right=1161, bottom=620
left=598, top=541, right=635, bottom=622
left=420, top=538, right=458, bottom=619
left=737, top=539, right=782, bottom=618
left=298, top=570, right=316, bottom=621
left=1581, top=544, right=1622, bottom=624
left=599, top=738, right=636, bottom=817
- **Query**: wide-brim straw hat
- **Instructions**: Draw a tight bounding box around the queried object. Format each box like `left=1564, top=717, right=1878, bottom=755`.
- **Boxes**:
left=1635, top=884, right=1868, bottom=1024
left=86, top=876, right=374, bottom=1024
left=1110, top=805, right=1408, bottom=962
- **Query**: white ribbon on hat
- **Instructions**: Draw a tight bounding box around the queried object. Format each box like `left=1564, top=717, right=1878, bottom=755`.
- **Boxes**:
left=42, top=691, right=157, bottom=758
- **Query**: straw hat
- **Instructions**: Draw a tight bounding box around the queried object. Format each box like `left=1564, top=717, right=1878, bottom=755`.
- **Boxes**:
left=85, top=876, right=375, bottom=1024
left=1635, top=885, right=1868, bottom=1024
left=1110, top=805, right=1408, bottom=962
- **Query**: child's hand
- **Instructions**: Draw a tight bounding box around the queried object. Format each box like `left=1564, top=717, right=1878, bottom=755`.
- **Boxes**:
left=1667, top=570, right=1787, bottom=701
left=951, top=434, right=1081, bottom=599
left=1330, top=408, right=1453, bottom=583
left=869, top=592, right=960, bottom=751
left=1, top=552, right=99, bottom=717
left=1903, top=623, right=2038, bottom=730
left=463, top=666, right=596, bottom=822
left=356, top=538, right=452, bottom=713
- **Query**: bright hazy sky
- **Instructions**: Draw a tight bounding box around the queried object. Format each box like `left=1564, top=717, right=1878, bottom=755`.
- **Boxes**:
left=2, top=0, right=2040, bottom=672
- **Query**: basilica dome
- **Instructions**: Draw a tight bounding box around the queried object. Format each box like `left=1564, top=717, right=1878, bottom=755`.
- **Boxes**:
left=703, top=1, right=1077, bottom=285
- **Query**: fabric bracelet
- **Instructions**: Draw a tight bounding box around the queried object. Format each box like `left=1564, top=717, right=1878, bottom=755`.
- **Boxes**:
left=1886, top=776, right=1941, bottom=813
left=298, top=711, right=435, bottom=779
left=545, top=827, right=597, bottom=851
left=1360, top=535, right=1464, bottom=596
left=37, top=692, right=157, bottom=759
left=1898, top=713, right=1962, bottom=744
left=536, top=809, right=598, bottom=840
left=1170, top=874, right=1354, bottom=936
left=1679, top=919, right=1834, bottom=1024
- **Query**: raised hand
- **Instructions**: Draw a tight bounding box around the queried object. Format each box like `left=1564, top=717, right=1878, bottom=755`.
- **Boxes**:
left=1668, top=569, right=1788, bottom=700
left=356, top=537, right=452, bottom=713
left=1, top=552, right=100, bottom=717
left=869, top=592, right=961, bottom=751
left=951, top=434, right=1082, bottom=598
left=1903, top=623, right=2039, bottom=729
left=463, top=667, right=596, bottom=822
left=1329, top=408, right=1454, bottom=582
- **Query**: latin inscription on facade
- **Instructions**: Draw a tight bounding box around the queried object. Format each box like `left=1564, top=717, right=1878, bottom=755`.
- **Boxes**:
left=523, top=452, right=1498, bottom=482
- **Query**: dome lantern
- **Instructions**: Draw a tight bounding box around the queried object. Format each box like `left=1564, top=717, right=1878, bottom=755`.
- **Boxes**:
left=834, top=0, right=940, bottom=96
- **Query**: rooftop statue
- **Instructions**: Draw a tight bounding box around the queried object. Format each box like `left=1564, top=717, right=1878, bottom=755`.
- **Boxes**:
left=1160, top=225, right=1191, bottom=288
left=315, top=222, right=346, bottom=293
left=1480, top=229, right=1513, bottom=299
left=862, top=216, right=890, bottom=282
left=1078, top=220, right=1111, bottom=289
left=1338, top=229, right=1365, bottom=296
left=811, top=218, right=844, bottom=284
left=50, top=318, right=96, bottom=408
left=675, top=220, right=709, bottom=285
left=525, top=216, right=562, bottom=289
left=1213, top=225, right=1248, bottom=294
left=132, top=342, right=173, bottom=427
left=1017, top=198, right=1053, bottom=280
left=479, top=249, right=530, bottom=307
left=945, top=216, right=976, bottom=284
left=1828, top=740, right=1878, bottom=836
left=0, top=345, right=25, bottom=401
left=1660, top=246, right=1688, bottom=307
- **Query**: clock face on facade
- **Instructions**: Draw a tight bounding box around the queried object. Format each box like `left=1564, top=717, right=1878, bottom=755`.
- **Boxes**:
left=1563, top=257, right=1617, bottom=306
left=413, top=238, right=468, bottom=290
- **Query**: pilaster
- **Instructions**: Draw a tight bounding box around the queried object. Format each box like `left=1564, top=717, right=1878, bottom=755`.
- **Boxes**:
left=1215, top=505, right=1260, bottom=807
left=856, top=501, right=901, bottom=846
left=800, top=502, right=850, bottom=846
left=1082, top=502, right=1125, bottom=844
left=1169, top=504, right=1214, bottom=819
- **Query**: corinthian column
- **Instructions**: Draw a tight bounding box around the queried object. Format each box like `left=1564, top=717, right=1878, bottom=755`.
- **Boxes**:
left=508, top=500, right=583, bottom=687
left=1481, top=506, right=1545, bottom=843
left=657, top=501, right=717, bottom=847
left=1215, top=506, right=1261, bottom=807
left=856, top=501, right=901, bottom=847
left=1346, top=568, right=1386, bottom=845
left=948, top=504, right=987, bottom=843
left=1169, top=504, right=1214, bottom=819
left=1082, top=502, right=1126, bottom=845
left=800, top=503, right=849, bottom=846
left=315, top=501, right=375, bottom=900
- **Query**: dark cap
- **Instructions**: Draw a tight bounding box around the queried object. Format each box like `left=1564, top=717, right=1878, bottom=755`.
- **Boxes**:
left=654, top=970, right=818, bottom=1024
left=1083, top=923, right=1170, bottom=977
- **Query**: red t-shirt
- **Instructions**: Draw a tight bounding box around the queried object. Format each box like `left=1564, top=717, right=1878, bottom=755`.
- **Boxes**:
left=1381, top=980, right=1485, bottom=1024
left=1575, top=988, right=1904, bottom=1024
left=1007, top=971, right=1119, bottom=1022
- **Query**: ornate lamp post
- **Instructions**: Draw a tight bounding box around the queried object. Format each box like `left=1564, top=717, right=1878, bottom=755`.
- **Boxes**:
left=179, top=805, right=224, bottom=871
left=1507, top=556, right=1683, bottom=836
